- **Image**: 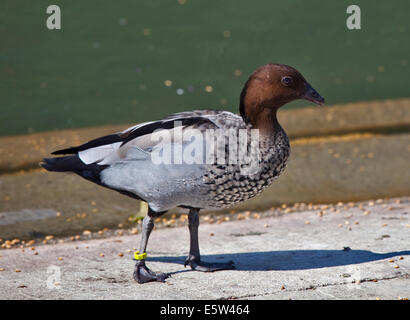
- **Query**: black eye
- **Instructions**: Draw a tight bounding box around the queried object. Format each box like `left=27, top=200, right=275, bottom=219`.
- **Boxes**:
left=281, top=76, right=292, bottom=86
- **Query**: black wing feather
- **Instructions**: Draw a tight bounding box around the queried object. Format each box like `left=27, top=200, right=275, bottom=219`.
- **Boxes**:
left=51, top=134, right=123, bottom=155
left=52, top=115, right=214, bottom=154
left=119, top=117, right=209, bottom=147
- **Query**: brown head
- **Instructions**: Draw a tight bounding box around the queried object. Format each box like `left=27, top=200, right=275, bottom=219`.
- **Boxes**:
left=240, top=64, right=324, bottom=134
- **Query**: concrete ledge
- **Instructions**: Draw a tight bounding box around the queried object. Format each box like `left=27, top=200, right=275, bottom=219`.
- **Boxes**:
left=279, top=98, right=410, bottom=138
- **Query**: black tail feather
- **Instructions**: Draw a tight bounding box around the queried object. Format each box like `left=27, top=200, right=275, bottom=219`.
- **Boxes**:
left=40, top=155, right=87, bottom=172
left=40, top=155, right=104, bottom=185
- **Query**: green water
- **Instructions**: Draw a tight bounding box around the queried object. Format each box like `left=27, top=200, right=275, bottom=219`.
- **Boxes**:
left=0, top=0, right=409, bottom=136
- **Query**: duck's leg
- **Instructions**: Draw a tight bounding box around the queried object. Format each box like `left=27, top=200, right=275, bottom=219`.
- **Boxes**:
left=133, top=208, right=169, bottom=284
left=184, top=208, right=235, bottom=272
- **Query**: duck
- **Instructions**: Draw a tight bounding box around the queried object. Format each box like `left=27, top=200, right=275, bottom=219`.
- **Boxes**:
left=41, top=64, right=324, bottom=283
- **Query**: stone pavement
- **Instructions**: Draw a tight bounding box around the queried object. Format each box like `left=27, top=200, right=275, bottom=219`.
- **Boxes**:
left=0, top=197, right=409, bottom=300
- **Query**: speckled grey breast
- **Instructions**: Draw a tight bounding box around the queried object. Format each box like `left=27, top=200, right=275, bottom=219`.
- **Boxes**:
left=202, top=125, right=290, bottom=208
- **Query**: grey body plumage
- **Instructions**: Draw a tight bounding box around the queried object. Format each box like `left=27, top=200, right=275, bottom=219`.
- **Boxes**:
left=97, top=110, right=290, bottom=212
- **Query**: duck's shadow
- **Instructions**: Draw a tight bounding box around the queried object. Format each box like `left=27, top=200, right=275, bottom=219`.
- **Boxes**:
left=148, top=249, right=410, bottom=272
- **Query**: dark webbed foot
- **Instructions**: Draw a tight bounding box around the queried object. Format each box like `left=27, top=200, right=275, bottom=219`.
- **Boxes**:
left=184, top=257, right=235, bottom=272
left=134, top=261, right=169, bottom=284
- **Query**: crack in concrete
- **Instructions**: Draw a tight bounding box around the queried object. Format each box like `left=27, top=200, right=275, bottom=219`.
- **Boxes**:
left=219, top=273, right=410, bottom=300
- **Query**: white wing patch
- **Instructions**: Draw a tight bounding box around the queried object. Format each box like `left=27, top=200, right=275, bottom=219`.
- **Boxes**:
left=79, top=142, right=122, bottom=165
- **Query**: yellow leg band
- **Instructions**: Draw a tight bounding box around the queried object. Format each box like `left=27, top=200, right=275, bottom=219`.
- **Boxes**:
left=134, top=251, right=147, bottom=260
